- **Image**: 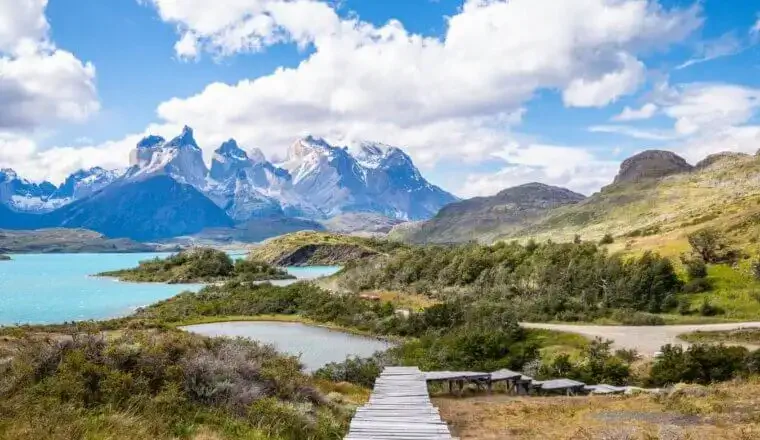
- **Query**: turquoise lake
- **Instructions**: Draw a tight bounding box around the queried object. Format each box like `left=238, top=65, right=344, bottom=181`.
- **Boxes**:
left=0, top=253, right=340, bottom=326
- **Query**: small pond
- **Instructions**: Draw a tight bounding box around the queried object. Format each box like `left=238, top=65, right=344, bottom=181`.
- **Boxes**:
left=181, top=321, right=391, bottom=371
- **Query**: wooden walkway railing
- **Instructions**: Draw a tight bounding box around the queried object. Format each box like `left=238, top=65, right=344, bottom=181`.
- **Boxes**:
left=344, top=366, right=454, bottom=440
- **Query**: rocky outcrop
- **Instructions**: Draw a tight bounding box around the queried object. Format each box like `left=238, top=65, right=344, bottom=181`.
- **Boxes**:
left=267, top=243, right=378, bottom=266
left=612, top=150, right=693, bottom=185
left=695, top=152, right=751, bottom=170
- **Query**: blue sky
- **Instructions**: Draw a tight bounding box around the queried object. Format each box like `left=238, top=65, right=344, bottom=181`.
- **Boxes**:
left=1, top=0, right=759, bottom=196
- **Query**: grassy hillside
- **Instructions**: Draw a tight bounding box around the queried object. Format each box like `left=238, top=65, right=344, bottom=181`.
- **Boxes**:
left=510, top=153, right=760, bottom=258
left=248, top=231, right=406, bottom=266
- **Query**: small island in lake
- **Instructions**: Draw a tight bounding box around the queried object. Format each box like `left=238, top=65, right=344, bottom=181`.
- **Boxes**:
left=98, top=247, right=295, bottom=284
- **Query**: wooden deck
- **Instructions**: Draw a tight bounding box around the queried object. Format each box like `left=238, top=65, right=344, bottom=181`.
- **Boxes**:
left=344, top=366, right=454, bottom=440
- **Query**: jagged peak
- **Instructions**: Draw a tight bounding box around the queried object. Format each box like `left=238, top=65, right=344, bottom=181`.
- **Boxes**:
left=137, top=134, right=165, bottom=149
left=288, top=135, right=335, bottom=159
left=166, top=125, right=200, bottom=150
left=249, top=147, right=266, bottom=164
left=215, top=139, right=248, bottom=162
left=0, top=168, right=18, bottom=179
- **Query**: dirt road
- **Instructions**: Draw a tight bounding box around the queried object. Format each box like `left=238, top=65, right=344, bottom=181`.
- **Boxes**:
left=521, top=322, right=760, bottom=355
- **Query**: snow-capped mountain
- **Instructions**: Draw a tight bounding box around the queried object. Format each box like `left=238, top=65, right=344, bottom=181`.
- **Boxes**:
left=52, top=167, right=123, bottom=200
left=277, top=136, right=458, bottom=220
left=2, top=125, right=456, bottom=229
left=126, top=125, right=208, bottom=187
left=0, top=168, right=61, bottom=212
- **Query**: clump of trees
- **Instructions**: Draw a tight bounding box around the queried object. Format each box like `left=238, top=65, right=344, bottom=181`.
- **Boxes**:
left=99, top=248, right=293, bottom=283
left=339, top=240, right=683, bottom=322
left=686, top=228, right=737, bottom=264
left=647, top=344, right=758, bottom=386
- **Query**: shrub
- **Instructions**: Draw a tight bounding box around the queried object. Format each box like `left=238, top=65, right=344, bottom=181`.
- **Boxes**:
left=682, top=277, right=712, bottom=293
left=647, top=344, right=749, bottom=386
left=681, top=255, right=708, bottom=280
left=314, top=352, right=391, bottom=388
left=699, top=299, right=723, bottom=317
left=611, top=310, right=665, bottom=326
left=599, top=234, right=614, bottom=245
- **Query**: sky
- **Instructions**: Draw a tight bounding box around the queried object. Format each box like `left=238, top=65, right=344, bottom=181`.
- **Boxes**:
left=0, top=0, right=759, bottom=197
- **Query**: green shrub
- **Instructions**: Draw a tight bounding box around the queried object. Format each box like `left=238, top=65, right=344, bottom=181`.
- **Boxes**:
left=599, top=234, right=614, bottom=245
left=647, top=344, right=750, bottom=386
left=682, top=277, right=712, bottom=293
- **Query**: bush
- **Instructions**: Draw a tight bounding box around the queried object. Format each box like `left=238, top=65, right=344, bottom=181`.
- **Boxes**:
left=699, top=299, right=723, bottom=317
left=611, top=310, right=665, bottom=326
left=599, top=234, right=614, bottom=245
left=539, top=338, right=631, bottom=386
left=681, top=255, right=708, bottom=280
left=314, top=352, right=391, bottom=388
left=647, top=344, right=750, bottom=386
left=682, top=277, right=712, bottom=293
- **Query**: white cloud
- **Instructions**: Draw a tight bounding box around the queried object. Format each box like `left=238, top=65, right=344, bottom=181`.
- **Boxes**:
left=0, top=0, right=99, bottom=131
left=751, top=16, right=760, bottom=42
left=0, top=0, right=49, bottom=53
left=676, top=32, right=745, bottom=70
left=459, top=144, right=619, bottom=197
left=149, top=0, right=701, bottom=166
left=613, top=103, right=658, bottom=121
left=562, top=54, right=646, bottom=108
left=0, top=132, right=141, bottom=184
left=662, top=83, right=760, bottom=136
left=589, top=125, right=676, bottom=141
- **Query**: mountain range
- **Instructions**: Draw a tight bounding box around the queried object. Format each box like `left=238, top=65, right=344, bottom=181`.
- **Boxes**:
left=393, top=149, right=760, bottom=251
left=0, top=126, right=456, bottom=240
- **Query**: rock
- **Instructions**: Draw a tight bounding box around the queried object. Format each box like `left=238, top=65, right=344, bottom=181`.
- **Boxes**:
left=612, top=150, right=693, bottom=185
left=694, top=152, right=751, bottom=170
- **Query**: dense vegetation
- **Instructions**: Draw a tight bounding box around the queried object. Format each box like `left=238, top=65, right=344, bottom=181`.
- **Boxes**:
left=0, top=329, right=348, bottom=440
left=99, top=248, right=293, bottom=283
left=338, top=240, right=682, bottom=322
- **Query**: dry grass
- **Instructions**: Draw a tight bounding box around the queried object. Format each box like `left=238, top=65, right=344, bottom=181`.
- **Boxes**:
left=434, top=378, right=760, bottom=439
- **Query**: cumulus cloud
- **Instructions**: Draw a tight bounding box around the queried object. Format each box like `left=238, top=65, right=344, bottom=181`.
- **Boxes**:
left=0, top=0, right=99, bottom=131
left=0, top=132, right=141, bottom=184
left=459, top=144, right=620, bottom=197
left=147, top=0, right=701, bottom=166
left=613, top=103, right=659, bottom=121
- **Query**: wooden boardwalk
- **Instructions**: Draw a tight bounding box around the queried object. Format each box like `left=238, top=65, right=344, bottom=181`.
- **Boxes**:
left=344, top=366, right=454, bottom=440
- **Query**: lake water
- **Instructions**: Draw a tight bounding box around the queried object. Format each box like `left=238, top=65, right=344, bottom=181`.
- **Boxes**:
left=0, top=253, right=340, bottom=326
left=182, top=321, right=392, bottom=371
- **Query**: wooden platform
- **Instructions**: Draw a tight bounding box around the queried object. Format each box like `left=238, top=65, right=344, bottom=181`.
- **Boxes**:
left=345, top=366, right=454, bottom=440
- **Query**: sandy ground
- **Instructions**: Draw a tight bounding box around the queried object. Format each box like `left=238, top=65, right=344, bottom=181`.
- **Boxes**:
left=521, top=322, right=760, bottom=355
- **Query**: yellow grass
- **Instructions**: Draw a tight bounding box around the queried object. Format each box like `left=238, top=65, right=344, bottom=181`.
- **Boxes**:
left=434, top=378, right=760, bottom=439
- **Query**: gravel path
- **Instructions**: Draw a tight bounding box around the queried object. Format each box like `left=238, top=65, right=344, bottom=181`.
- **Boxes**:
left=521, top=321, right=760, bottom=356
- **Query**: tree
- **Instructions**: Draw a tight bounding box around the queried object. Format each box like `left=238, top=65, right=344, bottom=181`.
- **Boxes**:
left=687, top=228, right=727, bottom=264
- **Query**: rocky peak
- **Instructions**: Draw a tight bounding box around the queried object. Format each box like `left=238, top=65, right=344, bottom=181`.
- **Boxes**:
left=248, top=147, right=266, bottom=164
left=210, top=139, right=251, bottom=181
left=0, top=168, right=18, bottom=181
left=695, top=151, right=751, bottom=170
left=355, top=142, right=408, bottom=169
left=54, top=167, right=121, bottom=199
left=288, top=135, right=334, bottom=159
left=136, top=135, right=165, bottom=149
left=166, top=125, right=200, bottom=150
left=612, top=150, right=693, bottom=185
